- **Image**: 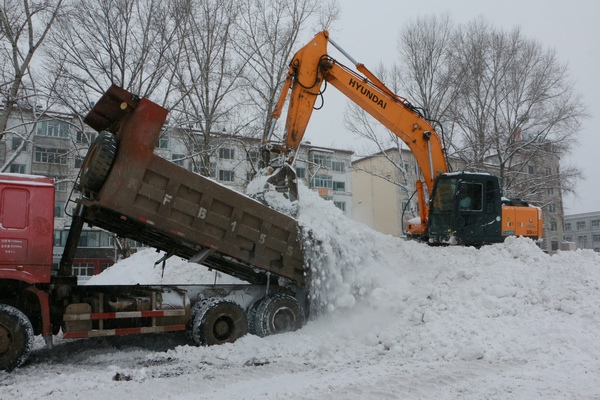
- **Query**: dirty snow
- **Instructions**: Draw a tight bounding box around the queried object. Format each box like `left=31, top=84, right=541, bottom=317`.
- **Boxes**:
left=2, top=185, right=600, bottom=399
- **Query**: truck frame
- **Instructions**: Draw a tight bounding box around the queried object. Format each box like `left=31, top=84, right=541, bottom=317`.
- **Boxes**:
left=0, top=85, right=308, bottom=371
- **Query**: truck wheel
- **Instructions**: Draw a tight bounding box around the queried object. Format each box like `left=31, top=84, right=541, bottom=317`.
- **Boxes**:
left=246, top=298, right=263, bottom=335
left=185, top=299, right=211, bottom=345
left=254, top=294, right=305, bottom=338
left=79, top=131, right=117, bottom=194
left=0, top=304, right=34, bottom=371
left=190, top=300, right=248, bottom=346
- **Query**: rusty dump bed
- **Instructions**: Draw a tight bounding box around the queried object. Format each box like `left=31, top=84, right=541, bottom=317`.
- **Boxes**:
left=77, top=85, right=306, bottom=286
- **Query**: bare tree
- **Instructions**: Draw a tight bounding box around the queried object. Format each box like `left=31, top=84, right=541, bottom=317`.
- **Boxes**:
left=450, top=18, right=586, bottom=201
left=0, top=0, right=63, bottom=139
left=235, top=0, right=339, bottom=142
left=43, top=0, right=182, bottom=115
left=395, top=13, right=459, bottom=156
left=168, top=0, right=249, bottom=176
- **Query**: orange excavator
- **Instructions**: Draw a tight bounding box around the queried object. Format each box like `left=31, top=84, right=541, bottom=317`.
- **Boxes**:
left=261, top=31, right=542, bottom=246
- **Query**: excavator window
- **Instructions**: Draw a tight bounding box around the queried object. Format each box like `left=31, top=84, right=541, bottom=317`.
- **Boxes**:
left=485, top=180, right=497, bottom=214
left=431, top=178, right=457, bottom=214
left=457, top=182, right=483, bottom=211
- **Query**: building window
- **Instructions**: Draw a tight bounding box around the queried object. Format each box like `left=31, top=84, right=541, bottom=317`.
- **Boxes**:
left=54, top=230, right=113, bottom=248
left=246, top=150, right=259, bottom=163
left=130, top=240, right=147, bottom=248
left=158, top=134, right=169, bottom=149
left=333, top=181, right=346, bottom=192
left=9, top=164, right=26, bottom=174
left=545, top=167, right=552, bottom=176
left=55, top=202, right=65, bottom=218
left=311, top=175, right=333, bottom=189
left=218, top=170, right=235, bottom=182
left=528, top=165, right=535, bottom=174
left=36, top=120, right=69, bottom=138
left=331, top=161, right=346, bottom=172
left=76, top=131, right=97, bottom=144
left=72, top=263, right=95, bottom=277
left=209, top=163, right=216, bottom=178
left=101, top=262, right=113, bottom=272
left=246, top=171, right=255, bottom=182
left=565, top=223, right=571, bottom=231
left=565, top=236, right=572, bottom=242
left=296, top=167, right=306, bottom=179
left=547, top=188, right=554, bottom=195
left=219, top=148, right=235, bottom=160
left=550, top=220, right=557, bottom=231
left=11, top=137, right=25, bottom=151
left=593, top=235, right=600, bottom=243
left=99, top=232, right=114, bottom=247
left=54, top=230, right=66, bottom=247
left=74, top=156, right=84, bottom=168
left=34, top=147, right=68, bottom=164
left=334, top=201, right=346, bottom=212
left=591, top=220, right=600, bottom=229
left=78, top=231, right=101, bottom=247
left=551, top=241, right=559, bottom=251
left=402, top=201, right=409, bottom=211
left=172, top=154, right=185, bottom=166
left=547, top=204, right=555, bottom=213
left=577, top=221, right=586, bottom=230
left=55, top=181, right=68, bottom=192
left=311, top=153, right=332, bottom=168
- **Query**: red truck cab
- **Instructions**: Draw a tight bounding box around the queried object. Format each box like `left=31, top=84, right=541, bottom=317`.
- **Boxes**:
left=0, top=173, right=55, bottom=284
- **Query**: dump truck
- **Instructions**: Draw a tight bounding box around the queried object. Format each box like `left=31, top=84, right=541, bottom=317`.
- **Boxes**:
left=0, top=85, right=308, bottom=371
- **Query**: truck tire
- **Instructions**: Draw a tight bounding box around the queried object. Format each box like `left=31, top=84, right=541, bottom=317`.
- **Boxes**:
left=190, top=300, right=248, bottom=346
left=253, top=294, right=305, bottom=338
left=246, top=298, right=263, bottom=335
left=0, top=304, right=34, bottom=371
left=79, top=131, right=117, bottom=194
left=185, top=299, right=211, bottom=345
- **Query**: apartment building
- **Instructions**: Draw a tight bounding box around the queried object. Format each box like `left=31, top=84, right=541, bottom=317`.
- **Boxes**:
left=563, top=212, right=600, bottom=252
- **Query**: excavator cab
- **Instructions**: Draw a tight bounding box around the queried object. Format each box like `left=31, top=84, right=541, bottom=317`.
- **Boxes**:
left=427, top=173, right=503, bottom=245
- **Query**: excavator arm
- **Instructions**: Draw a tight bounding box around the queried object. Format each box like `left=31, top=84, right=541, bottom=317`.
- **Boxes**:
left=263, top=31, right=447, bottom=234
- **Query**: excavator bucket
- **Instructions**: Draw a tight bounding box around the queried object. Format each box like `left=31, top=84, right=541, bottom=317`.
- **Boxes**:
left=266, top=164, right=299, bottom=203
left=248, top=164, right=299, bottom=217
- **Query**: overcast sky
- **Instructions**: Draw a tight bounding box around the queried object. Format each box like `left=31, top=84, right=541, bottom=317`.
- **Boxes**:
left=303, top=0, right=599, bottom=214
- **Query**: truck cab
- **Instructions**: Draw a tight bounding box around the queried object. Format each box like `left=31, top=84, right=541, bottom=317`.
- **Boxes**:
left=0, top=173, right=55, bottom=284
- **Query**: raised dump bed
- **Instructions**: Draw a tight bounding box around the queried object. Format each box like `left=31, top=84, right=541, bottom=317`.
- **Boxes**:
left=75, top=85, right=306, bottom=286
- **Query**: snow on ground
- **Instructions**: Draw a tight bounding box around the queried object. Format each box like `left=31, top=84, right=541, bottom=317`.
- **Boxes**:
left=2, top=186, right=600, bottom=399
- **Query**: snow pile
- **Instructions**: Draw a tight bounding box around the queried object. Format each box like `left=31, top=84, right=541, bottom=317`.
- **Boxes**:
left=297, top=184, right=410, bottom=313
left=297, top=184, right=600, bottom=365
left=6, top=186, right=599, bottom=398
left=86, top=248, right=244, bottom=285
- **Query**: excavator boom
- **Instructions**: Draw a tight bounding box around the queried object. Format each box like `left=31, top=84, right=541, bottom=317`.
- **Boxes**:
left=263, top=31, right=447, bottom=232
